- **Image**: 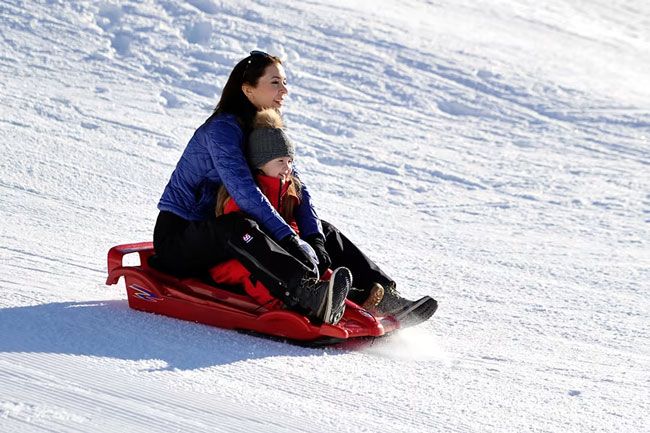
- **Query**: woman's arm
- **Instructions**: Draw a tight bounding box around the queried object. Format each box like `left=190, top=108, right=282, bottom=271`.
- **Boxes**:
left=206, top=117, right=294, bottom=241
left=292, top=165, right=324, bottom=239
left=292, top=166, right=330, bottom=273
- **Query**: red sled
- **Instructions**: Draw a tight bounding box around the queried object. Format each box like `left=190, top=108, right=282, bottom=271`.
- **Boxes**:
left=106, top=242, right=400, bottom=345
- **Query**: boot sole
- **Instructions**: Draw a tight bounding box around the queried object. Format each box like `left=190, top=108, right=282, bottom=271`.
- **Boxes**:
left=323, top=267, right=352, bottom=325
left=393, top=296, right=438, bottom=328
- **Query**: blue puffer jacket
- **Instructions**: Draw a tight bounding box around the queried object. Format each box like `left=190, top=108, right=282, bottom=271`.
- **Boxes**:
left=158, top=113, right=323, bottom=241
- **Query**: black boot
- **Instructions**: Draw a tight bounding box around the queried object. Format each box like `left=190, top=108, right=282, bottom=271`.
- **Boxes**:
left=292, top=267, right=352, bottom=325
left=396, top=296, right=438, bottom=328
left=373, top=281, right=413, bottom=315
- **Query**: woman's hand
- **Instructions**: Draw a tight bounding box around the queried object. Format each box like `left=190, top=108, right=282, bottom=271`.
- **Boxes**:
left=278, top=235, right=319, bottom=275
left=296, top=237, right=320, bottom=276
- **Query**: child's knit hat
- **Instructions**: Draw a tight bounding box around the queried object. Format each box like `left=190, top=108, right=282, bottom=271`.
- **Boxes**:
left=246, top=109, right=295, bottom=168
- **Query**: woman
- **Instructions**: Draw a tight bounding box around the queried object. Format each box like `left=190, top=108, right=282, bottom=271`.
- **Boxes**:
left=152, top=51, right=426, bottom=325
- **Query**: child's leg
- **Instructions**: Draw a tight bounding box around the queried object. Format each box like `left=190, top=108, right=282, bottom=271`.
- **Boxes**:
left=209, top=260, right=281, bottom=308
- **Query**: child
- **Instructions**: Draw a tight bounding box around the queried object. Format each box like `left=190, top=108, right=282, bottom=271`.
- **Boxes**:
left=209, top=109, right=361, bottom=323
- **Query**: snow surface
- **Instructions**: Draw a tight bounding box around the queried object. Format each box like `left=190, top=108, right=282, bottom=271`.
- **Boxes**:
left=1, top=0, right=649, bottom=432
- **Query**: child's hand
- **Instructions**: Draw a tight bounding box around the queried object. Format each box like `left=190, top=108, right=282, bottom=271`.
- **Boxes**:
left=304, top=234, right=332, bottom=275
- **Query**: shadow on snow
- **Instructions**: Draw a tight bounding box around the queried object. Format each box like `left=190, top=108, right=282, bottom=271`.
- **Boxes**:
left=0, top=299, right=336, bottom=370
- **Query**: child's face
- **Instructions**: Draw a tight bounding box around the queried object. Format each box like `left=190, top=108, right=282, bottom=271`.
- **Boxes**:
left=259, top=157, right=293, bottom=179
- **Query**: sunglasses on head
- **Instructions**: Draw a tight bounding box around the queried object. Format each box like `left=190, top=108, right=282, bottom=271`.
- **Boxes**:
left=242, top=50, right=272, bottom=80
left=249, top=50, right=270, bottom=58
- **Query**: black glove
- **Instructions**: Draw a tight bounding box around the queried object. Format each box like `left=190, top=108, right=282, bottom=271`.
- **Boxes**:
left=305, top=234, right=332, bottom=275
left=278, top=234, right=317, bottom=270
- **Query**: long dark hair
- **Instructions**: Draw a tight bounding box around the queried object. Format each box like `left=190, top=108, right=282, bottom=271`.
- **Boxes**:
left=205, top=53, right=283, bottom=131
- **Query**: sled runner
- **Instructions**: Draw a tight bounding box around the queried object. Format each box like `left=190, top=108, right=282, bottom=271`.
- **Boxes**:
left=106, top=242, right=435, bottom=345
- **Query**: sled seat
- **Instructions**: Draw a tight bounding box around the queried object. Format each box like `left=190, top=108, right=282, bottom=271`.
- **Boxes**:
left=106, top=242, right=261, bottom=311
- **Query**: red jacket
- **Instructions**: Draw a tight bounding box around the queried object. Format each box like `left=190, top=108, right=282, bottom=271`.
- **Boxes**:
left=223, top=173, right=300, bottom=233
left=209, top=174, right=301, bottom=307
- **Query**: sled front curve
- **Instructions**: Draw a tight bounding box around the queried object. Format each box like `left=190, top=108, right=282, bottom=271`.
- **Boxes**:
left=106, top=242, right=392, bottom=343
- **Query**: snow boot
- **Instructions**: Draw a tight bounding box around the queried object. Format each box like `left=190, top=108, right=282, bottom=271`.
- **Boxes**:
left=361, top=282, right=385, bottom=310
left=370, top=282, right=438, bottom=326
left=295, top=267, right=352, bottom=325
left=372, top=281, right=413, bottom=315
left=392, top=296, right=438, bottom=328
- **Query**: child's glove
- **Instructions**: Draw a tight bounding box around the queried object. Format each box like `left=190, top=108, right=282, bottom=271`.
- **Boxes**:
left=296, top=237, right=320, bottom=277
left=304, top=234, right=332, bottom=275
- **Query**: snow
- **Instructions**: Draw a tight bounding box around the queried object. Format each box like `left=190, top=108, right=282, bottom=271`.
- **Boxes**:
left=1, top=0, right=649, bottom=432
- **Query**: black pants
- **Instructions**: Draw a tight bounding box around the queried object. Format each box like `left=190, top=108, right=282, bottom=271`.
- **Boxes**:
left=151, top=211, right=392, bottom=304
left=321, top=221, right=393, bottom=304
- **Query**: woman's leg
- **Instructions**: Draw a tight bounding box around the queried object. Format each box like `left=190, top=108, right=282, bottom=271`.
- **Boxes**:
left=152, top=211, right=231, bottom=276
left=321, top=220, right=394, bottom=304
left=321, top=220, right=433, bottom=317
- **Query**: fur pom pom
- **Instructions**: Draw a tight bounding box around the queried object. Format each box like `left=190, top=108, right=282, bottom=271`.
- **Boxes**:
left=253, top=108, right=284, bottom=129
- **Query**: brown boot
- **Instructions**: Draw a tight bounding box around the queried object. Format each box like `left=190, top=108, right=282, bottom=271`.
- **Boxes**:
left=361, top=282, right=385, bottom=310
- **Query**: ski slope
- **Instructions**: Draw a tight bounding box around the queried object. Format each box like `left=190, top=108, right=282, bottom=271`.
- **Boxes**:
left=1, top=1, right=649, bottom=432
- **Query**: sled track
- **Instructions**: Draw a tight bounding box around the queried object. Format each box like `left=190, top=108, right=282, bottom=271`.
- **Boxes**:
left=0, top=353, right=309, bottom=433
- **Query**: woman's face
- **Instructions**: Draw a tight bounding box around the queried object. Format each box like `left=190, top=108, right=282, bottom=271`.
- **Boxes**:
left=259, top=156, right=293, bottom=179
left=243, top=63, right=288, bottom=110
